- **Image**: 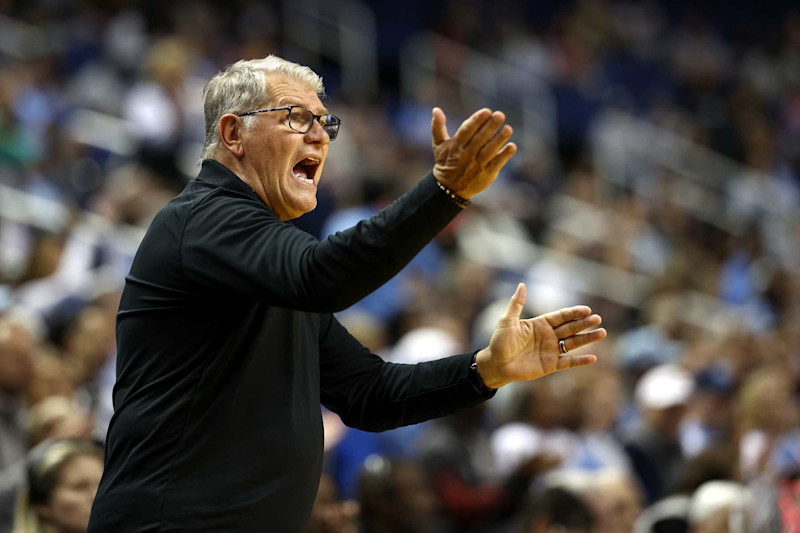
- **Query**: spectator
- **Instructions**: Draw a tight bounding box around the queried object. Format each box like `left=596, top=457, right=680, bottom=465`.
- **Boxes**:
left=0, top=399, right=92, bottom=531
left=27, top=397, right=92, bottom=448
left=516, top=487, right=596, bottom=533
left=735, top=366, right=799, bottom=483
left=589, top=470, right=643, bottom=533
left=12, top=439, right=103, bottom=533
left=494, top=372, right=583, bottom=467
left=1, top=1, right=800, bottom=531
left=60, top=306, right=115, bottom=431
left=687, top=481, right=751, bottom=533
left=679, top=365, right=737, bottom=459
left=570, top=369, right=631, bottom=472
left=26, top=354, right=74, bottom=407
left=420, top=403, right=554, bottom=530
left=0, top=318, right=36, bottom=470
left=625, top=364, right=694, bottom=503
left=358, top=456, right=446, bottom=533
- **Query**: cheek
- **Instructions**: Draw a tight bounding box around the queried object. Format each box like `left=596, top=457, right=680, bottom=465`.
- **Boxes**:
left=259, top=144, right=294, bottom=179
left=48, top=489, right=93, bottom=527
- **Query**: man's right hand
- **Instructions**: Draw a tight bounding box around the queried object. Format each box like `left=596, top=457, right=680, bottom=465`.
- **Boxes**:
left=431, top=107, right=517, bottom=200
left=475, top=283, right=605, bottom=390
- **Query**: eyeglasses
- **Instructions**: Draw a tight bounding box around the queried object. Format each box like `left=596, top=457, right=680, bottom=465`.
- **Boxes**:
left=236, top=105, right=341, bottom=141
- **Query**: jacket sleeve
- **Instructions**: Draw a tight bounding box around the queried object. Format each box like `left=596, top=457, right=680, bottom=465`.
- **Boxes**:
left=180, top=174, right=460, bottom=312
left=318, top=314, right=495, bottom=432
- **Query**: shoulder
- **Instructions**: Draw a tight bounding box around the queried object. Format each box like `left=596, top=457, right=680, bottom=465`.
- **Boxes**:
left=182, top=182, right=278, bottom=231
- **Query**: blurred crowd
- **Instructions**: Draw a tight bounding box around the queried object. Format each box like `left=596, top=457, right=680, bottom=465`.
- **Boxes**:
left=1, top=0, right=799, bottom=531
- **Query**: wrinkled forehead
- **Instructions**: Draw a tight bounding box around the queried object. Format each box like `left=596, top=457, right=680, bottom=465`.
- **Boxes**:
left=263, top=73, right=327, bottom=114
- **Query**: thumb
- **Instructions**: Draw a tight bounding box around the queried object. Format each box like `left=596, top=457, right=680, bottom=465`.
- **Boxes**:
left=500, top=283, right=526, bottom=322
left=431, top=107, right=449, bottom=146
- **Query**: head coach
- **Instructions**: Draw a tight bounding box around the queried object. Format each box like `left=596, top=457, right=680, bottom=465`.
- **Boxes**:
left=87, top=56, right=607, bottom=531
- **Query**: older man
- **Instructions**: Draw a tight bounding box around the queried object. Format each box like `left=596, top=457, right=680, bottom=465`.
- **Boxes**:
left=88, top=56, right=606, bottom=531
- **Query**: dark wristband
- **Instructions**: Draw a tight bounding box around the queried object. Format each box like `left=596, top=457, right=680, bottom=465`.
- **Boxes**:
left=469, top=351, right=496, bottom=395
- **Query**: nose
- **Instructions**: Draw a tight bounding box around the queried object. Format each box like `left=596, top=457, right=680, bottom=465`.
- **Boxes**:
left=304, top=119, right=329, bottom=144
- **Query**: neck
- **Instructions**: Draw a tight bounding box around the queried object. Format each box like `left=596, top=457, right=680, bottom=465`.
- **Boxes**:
left=210, top=152, right=270, bottom=208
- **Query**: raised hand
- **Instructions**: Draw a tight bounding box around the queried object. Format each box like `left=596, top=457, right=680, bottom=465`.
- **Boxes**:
left=431, top=107, right=517, bottom=199
left=475, top=284, right=607, bottom=389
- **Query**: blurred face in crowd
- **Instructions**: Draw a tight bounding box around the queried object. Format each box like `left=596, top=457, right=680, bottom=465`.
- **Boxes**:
left=527, top=373, right=580, bottom=430
left=737, top=367, right=797, bottom=434
left=37, top=454, right=104, bottom=533
left=237, top=74, right=329, bottom=220
left=689, top=390, right=734, bottom=434
left=0, top=324, right=35, bottom=396
left=28, top=354, right=74, bottom=405
left=646, top=404, right=687, bottom=440
left=65, top=307, right=115, bottom=383
left=29, top=396, right=93, bottom=445
left=581, top=372, right=622, bottom=432
left=590, top=474, right=642, bottom=533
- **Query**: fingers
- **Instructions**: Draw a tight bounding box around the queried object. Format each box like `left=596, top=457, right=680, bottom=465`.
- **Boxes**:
left=499, top=283, right=527, bottom=322
left=465, top=111, right=506, bottom=153
left=553, top=314, right=602, bottom=339
left=560, top=329, right=608, bottom=352
left=485, top=142, right=517, bottom=175
left=431, top=107, right=449, bottom=146
left=556, top=353, right=598, bottom=371
left=476, top=123, right=514, bottom=163
left=542, top=305, right=593, bottom=328
left=451, top=108, right=493, bottom=147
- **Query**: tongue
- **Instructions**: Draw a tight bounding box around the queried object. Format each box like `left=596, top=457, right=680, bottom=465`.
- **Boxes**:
left=292, top=164, right=308, bottom=180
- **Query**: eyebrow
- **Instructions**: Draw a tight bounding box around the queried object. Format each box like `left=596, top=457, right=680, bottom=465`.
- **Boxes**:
left=276, top=99, right=328, bottom=115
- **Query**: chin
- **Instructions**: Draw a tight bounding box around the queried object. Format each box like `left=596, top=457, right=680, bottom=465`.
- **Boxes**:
left=285, top=198, right=318, bottom=220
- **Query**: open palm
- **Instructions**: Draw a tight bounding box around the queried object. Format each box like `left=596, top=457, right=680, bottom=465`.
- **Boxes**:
left=477, top=284, right=607, bottom=389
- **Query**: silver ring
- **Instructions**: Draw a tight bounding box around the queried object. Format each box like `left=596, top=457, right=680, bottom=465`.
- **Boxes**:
left=559, top=339, right=568, bottom=354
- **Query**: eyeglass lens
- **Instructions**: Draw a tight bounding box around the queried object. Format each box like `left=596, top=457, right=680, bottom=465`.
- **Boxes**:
left=289, top=108, right=340, bottom=140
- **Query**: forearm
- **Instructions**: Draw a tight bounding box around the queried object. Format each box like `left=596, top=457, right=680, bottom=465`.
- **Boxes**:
left=326, top=354, right=493, bottom=431
left=308, top=173, right=461, bottom=311
left=320, top=315, right=495, bottom=430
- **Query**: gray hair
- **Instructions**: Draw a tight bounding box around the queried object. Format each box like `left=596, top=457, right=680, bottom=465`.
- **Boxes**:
left=200, top=55, right=324, bottom=161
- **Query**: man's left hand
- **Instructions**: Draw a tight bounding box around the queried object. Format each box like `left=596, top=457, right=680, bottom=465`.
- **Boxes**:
left=475, top=283, right=606, bottom=389
left=431, top=107, right=517, bottom=199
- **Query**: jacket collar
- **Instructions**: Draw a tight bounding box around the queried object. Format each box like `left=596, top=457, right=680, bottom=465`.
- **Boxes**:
left=196, top=159, right=262, bottom=202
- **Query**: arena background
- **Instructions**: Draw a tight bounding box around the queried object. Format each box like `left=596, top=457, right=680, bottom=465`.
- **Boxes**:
left=1, top=0, right=799, bottom=531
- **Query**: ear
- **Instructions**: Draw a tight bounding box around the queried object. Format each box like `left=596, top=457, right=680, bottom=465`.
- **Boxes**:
left=218, top=114, right=246, bottom=158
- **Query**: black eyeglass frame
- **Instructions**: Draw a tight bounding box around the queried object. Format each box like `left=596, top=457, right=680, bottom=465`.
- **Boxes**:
left=235, top=105, right=341, bottom=140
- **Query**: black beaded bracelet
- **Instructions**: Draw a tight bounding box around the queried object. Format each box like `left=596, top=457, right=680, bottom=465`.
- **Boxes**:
left=434, top=179, right=471, bottom=209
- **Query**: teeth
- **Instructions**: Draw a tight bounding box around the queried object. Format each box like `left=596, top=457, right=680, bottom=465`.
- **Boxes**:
left=294, top=157, right=319, bottom=185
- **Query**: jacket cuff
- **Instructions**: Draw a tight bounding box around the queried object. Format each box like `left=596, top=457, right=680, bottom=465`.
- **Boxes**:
left=468, top=350, right=498, bottom=397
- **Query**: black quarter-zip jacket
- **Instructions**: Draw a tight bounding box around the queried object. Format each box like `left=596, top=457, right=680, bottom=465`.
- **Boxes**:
left=88, top=159, right=494, bottom=532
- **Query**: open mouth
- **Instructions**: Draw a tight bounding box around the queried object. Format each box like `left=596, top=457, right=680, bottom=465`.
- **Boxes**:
left=292, top=157, right=320, bottom=186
